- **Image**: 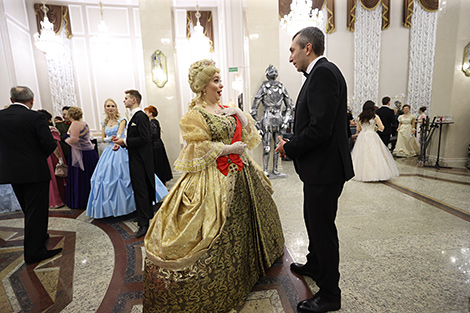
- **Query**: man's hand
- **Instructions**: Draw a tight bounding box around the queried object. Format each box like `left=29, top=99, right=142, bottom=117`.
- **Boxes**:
left=275, top=136, right=288, bottom=158
left=112, top=144, right=120, bottom=151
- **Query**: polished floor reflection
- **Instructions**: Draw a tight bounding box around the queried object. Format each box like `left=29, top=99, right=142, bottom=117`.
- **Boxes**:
left=1, top=157, right=469, bottom=312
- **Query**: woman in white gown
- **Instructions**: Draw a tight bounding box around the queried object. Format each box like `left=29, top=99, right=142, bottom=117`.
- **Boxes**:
left=351, top=100, right=399, bottom=182
left=393, top=104, right=419, bottom=157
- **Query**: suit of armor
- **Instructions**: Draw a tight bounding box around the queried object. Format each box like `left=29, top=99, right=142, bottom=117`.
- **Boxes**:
left=250, top=65, right=293, bottom=177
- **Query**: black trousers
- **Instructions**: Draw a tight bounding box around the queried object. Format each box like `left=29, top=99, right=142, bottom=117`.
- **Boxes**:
left=12, top=182, right=49, bottom=262
left=129, top=163, right=155, bottom=228
left=303, top=181, right=344, bottom=302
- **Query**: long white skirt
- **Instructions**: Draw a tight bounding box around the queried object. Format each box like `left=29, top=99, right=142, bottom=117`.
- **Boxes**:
left=351, top=130, right=399, bottom=182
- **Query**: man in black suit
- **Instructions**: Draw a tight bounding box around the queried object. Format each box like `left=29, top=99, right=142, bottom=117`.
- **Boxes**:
left=0, top=86, right=62, bottom=264
left=113, top=89, right=155, bottom=238
left=276, top=27, right=354, bottom=313
left=376, top=96, right=395, bottom=148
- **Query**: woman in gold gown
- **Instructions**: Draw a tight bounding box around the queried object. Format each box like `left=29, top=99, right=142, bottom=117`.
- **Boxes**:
left=143, top=60, right=285, bottom=312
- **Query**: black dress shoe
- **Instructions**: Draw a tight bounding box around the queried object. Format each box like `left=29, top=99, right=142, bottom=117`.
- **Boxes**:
left=25, top=248, right=62, bottom=265
left=136, top=226, right=148, bottom=238
left=290, top=262, right=318, bottom=280
left=297, top=296, right=340, bottom=313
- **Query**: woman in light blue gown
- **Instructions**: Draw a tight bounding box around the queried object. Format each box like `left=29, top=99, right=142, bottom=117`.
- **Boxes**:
left=86, top=99, right=168, bottom=219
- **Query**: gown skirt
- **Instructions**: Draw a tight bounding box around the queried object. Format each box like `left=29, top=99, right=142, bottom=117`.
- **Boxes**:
left=351, top=129, right=399, bottom=182
left=66, top=149, right=99, bottom=209
left=0, top=184, right=21, bottom=213
left=86, top=145, right=168, bottom=218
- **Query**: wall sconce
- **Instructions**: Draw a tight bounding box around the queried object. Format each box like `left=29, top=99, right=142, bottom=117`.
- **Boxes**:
left=152, top=50, right=168, bottom=87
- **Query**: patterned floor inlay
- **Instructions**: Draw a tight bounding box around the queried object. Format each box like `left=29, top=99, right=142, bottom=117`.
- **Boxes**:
left=0, top=209, right=313, bottom=313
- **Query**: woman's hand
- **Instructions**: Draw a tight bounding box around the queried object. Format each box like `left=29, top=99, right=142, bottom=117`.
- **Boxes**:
left=216, top=107, right=248, bottom=127
left=222, top=141, right=247, bottom=155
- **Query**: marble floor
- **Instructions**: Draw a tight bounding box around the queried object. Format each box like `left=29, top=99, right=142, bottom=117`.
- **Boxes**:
left=1, top=157, right=469, bottom=312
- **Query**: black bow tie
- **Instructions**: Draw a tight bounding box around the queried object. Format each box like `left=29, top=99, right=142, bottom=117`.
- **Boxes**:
left=302, top=71, right=309, bottom=78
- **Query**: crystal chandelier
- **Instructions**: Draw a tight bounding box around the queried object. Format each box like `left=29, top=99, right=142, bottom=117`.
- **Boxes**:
left=33, top=0, right=64, bottom=55
left=188, top=5, right=211, bottom=61
left=94, top=1, right=110, bottom=46
left=280, top=0, right=324, bottom=36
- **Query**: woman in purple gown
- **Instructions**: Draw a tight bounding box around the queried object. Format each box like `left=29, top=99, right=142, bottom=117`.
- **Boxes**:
left=65, top=107, right=99, bottom=209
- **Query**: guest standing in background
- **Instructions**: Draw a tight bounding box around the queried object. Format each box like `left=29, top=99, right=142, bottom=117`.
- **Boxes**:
left=65, top=106, right=99, bottom=209
left=38, top=109, right=67, bottom=208
left=0, top=86, right=62, bottom=264
left=86, top=99, right=137, bottom=218
left=351, top=101, right=399, bottom=182
left=113, top=90, right=155, bottom=238
left=144, top=105, right=173, bottom=185
left=393, top=104, right=419, bottom=157
left=416, top=106, right=427, bottom=146
left=56, top=106, right=71, bottom=162
left=376, top=96, right=395, bottom=149
left=276, top=27, right=354, bottom=313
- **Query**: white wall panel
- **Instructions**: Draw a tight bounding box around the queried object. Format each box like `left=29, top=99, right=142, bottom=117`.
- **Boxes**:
left=86, top=6, right=130, bottom=36
left=3, top=0, right=28, bottom=29
left=133, top=7, right=141, bottom=36
left=68, top=5, right=85, bottom=35
left=6, top=19, right=42, bottom=108
left=71, top=37, right=97, bottom=130
left=90, top=37, right=136, bottom=123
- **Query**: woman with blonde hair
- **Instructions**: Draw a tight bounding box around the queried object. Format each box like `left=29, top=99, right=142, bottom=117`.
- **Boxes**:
left=86, top=99, right=134, bottom=217
left=65, top=106, right=99, bottom=209
left=143, top=60, right=285, bottom=312
left=86, top=99, right=168, bottom=218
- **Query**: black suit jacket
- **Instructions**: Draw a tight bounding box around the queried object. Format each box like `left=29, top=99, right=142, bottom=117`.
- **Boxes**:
left=284, top=58, right=354, bottom=185
left=0, top=104, right=56, bottom=184
left=127, top=110, right=155, bottom=185
left=376, top=106, right=395, bottom=136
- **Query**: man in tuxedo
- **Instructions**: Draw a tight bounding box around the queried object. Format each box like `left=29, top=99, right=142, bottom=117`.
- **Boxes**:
left=276, top=27, right=354, bottom=313
left=376, top=96, right=395, bottom=148
left=113, top=89, right=155, bottom=238
left=0, top=86, right=62, bottom=264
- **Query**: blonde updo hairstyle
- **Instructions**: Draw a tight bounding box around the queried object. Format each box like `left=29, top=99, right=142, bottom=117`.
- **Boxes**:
left=188, top=59, right=220, bottom=108
left=67, top=106, right=83, bottom=121
left=103, top=98, right=120, bottom=125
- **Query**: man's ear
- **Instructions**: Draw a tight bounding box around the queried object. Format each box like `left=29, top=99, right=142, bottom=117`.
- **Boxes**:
left=305, top=43, right=312, bottom=56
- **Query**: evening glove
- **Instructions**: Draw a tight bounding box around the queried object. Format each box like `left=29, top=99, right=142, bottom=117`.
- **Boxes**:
left=222, top=141, right=246, bottom=155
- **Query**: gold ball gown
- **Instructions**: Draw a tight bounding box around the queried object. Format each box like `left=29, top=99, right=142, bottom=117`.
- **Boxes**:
left=143, top=107, right=285, bottom=312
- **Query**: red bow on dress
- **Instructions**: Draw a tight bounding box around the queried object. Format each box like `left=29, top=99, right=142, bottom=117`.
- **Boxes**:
left=216, top=115, right=243, bottom=176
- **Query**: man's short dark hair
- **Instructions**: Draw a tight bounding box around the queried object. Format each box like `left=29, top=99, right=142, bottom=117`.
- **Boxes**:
left=293, top=27, right=325, bottom=56
left=10, top=86, right=34, bottom=104
left=62, top=106, right=71, bottom=111
left=382, top=96, right=391, bottom=106
left=125, top=89, right=142, bottom=104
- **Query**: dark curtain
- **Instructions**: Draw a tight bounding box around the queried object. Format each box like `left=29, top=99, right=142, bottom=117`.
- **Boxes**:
left=279, top=0, right=336, bottom=34
left=186, top=11, right=214, bottom=53
left=403, top=0, right=438, bottom=28
left=34, top=3, right=72, bottom=38
left=347, top=0, right=391, bottom=32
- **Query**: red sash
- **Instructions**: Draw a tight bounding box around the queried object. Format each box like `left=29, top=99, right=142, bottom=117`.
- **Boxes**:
left=216, top=115, right=243, bottom=176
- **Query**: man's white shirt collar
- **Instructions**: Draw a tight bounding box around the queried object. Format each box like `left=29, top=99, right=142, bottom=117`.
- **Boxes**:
left=130, top=107, right=142, bottom=119
left=12, top=102, right=29, bottom=109
left=306, top=55, right=325, bottom=75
